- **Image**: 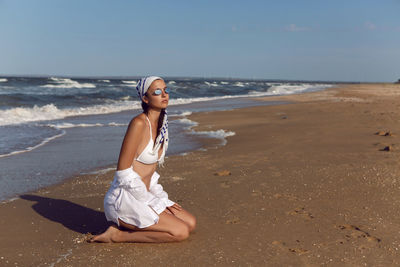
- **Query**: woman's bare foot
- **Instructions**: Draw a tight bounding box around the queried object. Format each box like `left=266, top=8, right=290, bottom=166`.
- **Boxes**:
left=88, top=225, right=120, bottom=243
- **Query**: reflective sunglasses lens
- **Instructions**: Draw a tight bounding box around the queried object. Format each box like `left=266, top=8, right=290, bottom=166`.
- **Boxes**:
left=154, top=89, right=162, bottom=95
left=165, top=88, right=170, bottom=94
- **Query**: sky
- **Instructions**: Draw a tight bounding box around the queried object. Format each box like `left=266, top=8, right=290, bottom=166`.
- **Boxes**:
left=0, top=0, right=399, bottom=82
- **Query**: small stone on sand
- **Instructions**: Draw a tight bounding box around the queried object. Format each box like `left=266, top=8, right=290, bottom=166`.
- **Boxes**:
left=381, top=145, right=392, bottom=151
left=215, top=170, right=231, bottom=176
left=384, top=131, right=394, bottom=136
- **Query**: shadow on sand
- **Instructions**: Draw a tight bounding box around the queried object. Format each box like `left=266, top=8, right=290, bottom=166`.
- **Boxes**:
left=20, top=194, right=108, bottom=234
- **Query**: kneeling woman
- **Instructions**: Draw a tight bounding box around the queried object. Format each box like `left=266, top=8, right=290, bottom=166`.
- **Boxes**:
left=91, top=76, right=196, bottom=243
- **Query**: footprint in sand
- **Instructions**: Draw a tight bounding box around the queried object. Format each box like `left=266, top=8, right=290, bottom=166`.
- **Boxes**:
left=271, top=171, right=282, bottom=177
left=287, top=207, right=314, bottom=220
left=335, top=224, right=381, bottom=245
left=273, top=193, right=298, bottom=201
left=251, top=190, right=262, bottom=197
left=220, top=181, right=231, bottom=188
left=272, top=241, right=309, bottom=255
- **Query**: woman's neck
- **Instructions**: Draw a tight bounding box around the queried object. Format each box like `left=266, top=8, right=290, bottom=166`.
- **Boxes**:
left=146, top=109, right=161, bottom=123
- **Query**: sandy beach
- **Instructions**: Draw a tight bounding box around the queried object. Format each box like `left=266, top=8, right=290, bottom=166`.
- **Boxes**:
left=2, top=83, right=400, bottom=266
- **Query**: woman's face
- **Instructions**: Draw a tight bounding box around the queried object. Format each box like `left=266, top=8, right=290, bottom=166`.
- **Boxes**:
left=144, top=79, right=169, bottom=110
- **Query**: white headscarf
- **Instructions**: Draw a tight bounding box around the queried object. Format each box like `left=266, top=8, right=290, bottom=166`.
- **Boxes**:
left=136, top=76, right=169, bottom=165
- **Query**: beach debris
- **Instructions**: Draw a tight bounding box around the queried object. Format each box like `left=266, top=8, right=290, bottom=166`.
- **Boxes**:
left=288, top=247, right=309, bottom=255
left=336, top=224, right=381, bottom=243
left=375, top=131, right=394, bottom=136
left=381, top=145, right=393, bottom=151
left=281, top=116, right=288, bottom=119
left=226, top=216, right=240, bottom=224
left=287, top=207, right=314, bottom=220
left=171, top=176, right=185, bottom=181
left=272, top=240, right=309, bottom=255
left=75, top=234, right=90, bottom=244
left=214, top=170, right=231, bottom=176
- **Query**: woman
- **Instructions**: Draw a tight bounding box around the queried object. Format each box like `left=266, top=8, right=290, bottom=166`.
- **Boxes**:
left=90, top=76, right=196, bottom=243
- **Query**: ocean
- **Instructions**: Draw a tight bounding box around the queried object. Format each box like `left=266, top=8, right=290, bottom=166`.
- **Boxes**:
left=0, top=76, right=334, bottom=201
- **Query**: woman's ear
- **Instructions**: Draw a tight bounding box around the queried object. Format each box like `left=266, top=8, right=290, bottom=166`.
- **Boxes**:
left=143, top=95, right=149, bottom=104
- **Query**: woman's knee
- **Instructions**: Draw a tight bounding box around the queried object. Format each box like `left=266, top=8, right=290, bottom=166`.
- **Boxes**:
left=187, top=215, right=196, bottom=232
left=170, top=223, right=190, bottom=241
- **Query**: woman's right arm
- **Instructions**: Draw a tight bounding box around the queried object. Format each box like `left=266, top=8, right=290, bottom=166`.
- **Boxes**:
left=117, top=117, right=144, bottom=171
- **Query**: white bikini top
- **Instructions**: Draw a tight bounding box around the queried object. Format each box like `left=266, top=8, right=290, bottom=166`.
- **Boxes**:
left=134, top=116, right=165, bottom=165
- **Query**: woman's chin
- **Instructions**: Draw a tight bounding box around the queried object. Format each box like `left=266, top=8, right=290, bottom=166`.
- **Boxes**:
left=150, top=104, right=168, bottom=110
left=160, top=102, right=169, bottom=108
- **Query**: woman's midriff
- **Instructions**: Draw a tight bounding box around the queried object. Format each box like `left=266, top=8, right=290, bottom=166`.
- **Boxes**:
left=132, top=160, right=157, bottom=191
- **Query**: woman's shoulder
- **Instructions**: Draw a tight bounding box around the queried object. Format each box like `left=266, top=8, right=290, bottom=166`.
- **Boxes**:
left=127, top=113, right=146, bottom=132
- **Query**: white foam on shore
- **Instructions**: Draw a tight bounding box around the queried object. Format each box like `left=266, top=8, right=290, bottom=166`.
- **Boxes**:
left=41, top=77, right=96, bottom=89
left=0, top=196, right=19, bottom=204
left=99, top=79, right=110, bottom=82
left=177, top=117, right=235, bottom=146
left=176, top=118, right=198, bottom=129
left=0, top=130, right=66, bottom=158
left=192, top=129, right=235, bottom=145
left=170, top=111, right=193, bottom=117
left=267, top=83, right=331, bottom=95
left=0, top=78, right=8, bottom=82
left=80, top=167, right=116, bottom=175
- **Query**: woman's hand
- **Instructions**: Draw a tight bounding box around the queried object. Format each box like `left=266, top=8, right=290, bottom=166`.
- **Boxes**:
left=167, top=203, right=182, bottom=214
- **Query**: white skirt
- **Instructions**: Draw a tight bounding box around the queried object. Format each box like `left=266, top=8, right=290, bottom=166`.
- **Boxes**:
left=104, top=168, right=175, bottom=228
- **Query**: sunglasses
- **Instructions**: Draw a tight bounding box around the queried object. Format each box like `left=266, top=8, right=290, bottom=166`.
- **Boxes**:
left=151, top=88, right=171, bottom=96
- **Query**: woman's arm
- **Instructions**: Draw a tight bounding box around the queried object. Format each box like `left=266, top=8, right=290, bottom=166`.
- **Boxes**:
left=117, top=117, right=144, bottom=171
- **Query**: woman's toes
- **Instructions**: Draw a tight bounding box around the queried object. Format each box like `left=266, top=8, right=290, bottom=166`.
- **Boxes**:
left=87, top=225, right=119, bottom=243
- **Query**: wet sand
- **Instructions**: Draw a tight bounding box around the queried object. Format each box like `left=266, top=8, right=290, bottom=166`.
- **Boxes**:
left=1, top=83, right=400, bottom=266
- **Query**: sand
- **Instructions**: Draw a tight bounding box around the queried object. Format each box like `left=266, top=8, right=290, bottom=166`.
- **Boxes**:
left=1, top=83, right=400, bottom=266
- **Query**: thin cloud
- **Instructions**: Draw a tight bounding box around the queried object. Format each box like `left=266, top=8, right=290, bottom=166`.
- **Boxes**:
left=364, top=21, right=377, bottom=31
left=284, top=24, right=311, bottom=32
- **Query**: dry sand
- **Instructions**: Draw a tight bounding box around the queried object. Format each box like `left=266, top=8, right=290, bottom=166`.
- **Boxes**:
left=1, top=83, right=400, bottom=266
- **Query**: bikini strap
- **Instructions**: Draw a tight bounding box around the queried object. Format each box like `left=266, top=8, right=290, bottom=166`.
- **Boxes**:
left=145, top=115, right=152, bottom=139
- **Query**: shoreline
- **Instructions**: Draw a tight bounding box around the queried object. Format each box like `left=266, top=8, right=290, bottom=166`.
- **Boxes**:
left=0, top=95, right=286, bottom=202
left=2, top=83, right=400, bottom=265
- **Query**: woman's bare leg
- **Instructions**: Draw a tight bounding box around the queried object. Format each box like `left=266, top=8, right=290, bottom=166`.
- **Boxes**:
left=90, top=211, right=190, bottom=243
left=166, top=206, right=196, bottom=232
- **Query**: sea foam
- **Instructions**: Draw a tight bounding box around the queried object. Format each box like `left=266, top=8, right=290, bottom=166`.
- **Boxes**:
left=41, top=77, right=96, bottom=89
left=0, top=83, right=332, bottom=126
left=0, top=130, right=66, bottom=158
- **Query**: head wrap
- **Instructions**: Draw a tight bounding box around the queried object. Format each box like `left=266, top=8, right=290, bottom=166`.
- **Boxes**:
left=136, top=76, right=169, bottom=166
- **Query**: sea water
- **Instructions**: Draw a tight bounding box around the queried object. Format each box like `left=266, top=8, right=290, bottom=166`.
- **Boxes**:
left=0, top=76, right=335, bottom=201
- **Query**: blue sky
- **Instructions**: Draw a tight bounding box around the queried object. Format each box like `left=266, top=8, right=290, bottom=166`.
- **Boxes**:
left=0, top=0, right=399, bottom=82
